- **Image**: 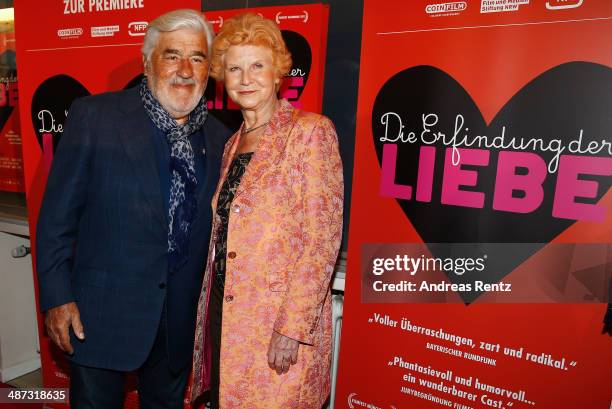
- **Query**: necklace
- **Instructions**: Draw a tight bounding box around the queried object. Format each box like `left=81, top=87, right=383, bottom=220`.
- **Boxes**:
left=242, top=121, right=269, bottom=134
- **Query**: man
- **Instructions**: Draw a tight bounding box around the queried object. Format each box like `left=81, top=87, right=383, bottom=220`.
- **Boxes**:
left=36, top=9, right=230, bottom=409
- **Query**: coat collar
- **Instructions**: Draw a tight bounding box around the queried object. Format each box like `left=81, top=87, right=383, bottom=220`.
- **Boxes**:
left=264, top=98, right=295, bottom=134
left=213, top=99, right=297, bottom=208
left=241, top=98, right=295, bottom=168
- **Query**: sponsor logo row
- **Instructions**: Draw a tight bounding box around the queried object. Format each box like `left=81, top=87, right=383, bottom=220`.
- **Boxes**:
left=207, top=11, right=310, bottom=28
left=426, top=0, right=583, bottom=17
left=57, top=21, right=147, bottom=39
left=57, top=1, right=586, bottom=38
left=57, top=9, right=314, bottom=40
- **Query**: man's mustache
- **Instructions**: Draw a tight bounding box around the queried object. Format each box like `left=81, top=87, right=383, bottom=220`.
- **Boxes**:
left=171, top=77, right=197, bottom=85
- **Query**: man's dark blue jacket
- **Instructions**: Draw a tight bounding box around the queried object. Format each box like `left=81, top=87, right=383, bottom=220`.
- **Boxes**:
left=36, top=86, right=230, bottom=372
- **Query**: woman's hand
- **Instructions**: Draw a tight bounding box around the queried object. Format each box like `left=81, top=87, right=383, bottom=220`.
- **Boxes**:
left=267, top=330, right=299, bottom=375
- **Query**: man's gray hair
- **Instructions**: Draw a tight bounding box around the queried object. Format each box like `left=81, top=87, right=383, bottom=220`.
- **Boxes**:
left=142, top=9, right=214, bottom=62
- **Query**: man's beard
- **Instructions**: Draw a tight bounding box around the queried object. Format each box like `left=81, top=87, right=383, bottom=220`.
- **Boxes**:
left=149, top=75, right=204, bottom=120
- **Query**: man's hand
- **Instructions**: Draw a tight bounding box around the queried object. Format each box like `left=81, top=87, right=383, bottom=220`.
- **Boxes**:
left=45, top=302, right=85, bottom=354
left=267, top=331, right=299, bottom=375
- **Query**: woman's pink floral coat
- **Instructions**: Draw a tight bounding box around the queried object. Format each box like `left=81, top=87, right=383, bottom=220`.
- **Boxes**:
left=192, top=99, right=343, bottom=408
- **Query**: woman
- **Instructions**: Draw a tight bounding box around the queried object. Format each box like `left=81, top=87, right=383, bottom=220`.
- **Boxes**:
left=191, top=12, right=343, bottom=409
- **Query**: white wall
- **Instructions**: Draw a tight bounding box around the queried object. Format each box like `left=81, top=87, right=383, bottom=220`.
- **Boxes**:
left=0, top=222, right=40, bottom=382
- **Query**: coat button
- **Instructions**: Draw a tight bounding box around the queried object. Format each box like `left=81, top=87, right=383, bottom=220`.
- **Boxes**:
left=233, top=205, right=240, bottom=213
left=158, top=282, right=166, bottom=289
left=225, top=295, right=234, bottom=302
left=227, top=251, right=236, bottom=259
left=309, top=329, right=314, bottom=334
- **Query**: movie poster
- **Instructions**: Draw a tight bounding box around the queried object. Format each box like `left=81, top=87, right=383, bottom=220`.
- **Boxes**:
left=15, top=1, right=199, bottom=407
left=0, top=29, right=22, bottom=192
left=336, top=1, right=611, bottom=408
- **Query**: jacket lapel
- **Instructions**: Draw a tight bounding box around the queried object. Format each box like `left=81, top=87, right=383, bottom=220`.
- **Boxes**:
left=117, top=88, right=168, bottom=231
left=232, top=99, right=296, bottom=201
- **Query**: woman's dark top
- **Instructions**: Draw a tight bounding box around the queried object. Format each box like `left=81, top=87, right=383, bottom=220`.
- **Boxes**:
left=208, top=152, right=253, bottom=409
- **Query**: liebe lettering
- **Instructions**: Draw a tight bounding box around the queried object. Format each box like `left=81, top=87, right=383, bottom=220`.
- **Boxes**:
left=379, top=112, right=612, bottom=222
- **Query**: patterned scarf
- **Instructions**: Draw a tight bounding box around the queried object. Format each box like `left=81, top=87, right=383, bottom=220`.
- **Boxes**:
left=140, top=77, right=208, bottom=271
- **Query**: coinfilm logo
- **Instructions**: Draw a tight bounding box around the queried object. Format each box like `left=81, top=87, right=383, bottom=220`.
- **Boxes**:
left=426, top=2, right=467, bottom=14
left=57, top=27, right=83, bottom=39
